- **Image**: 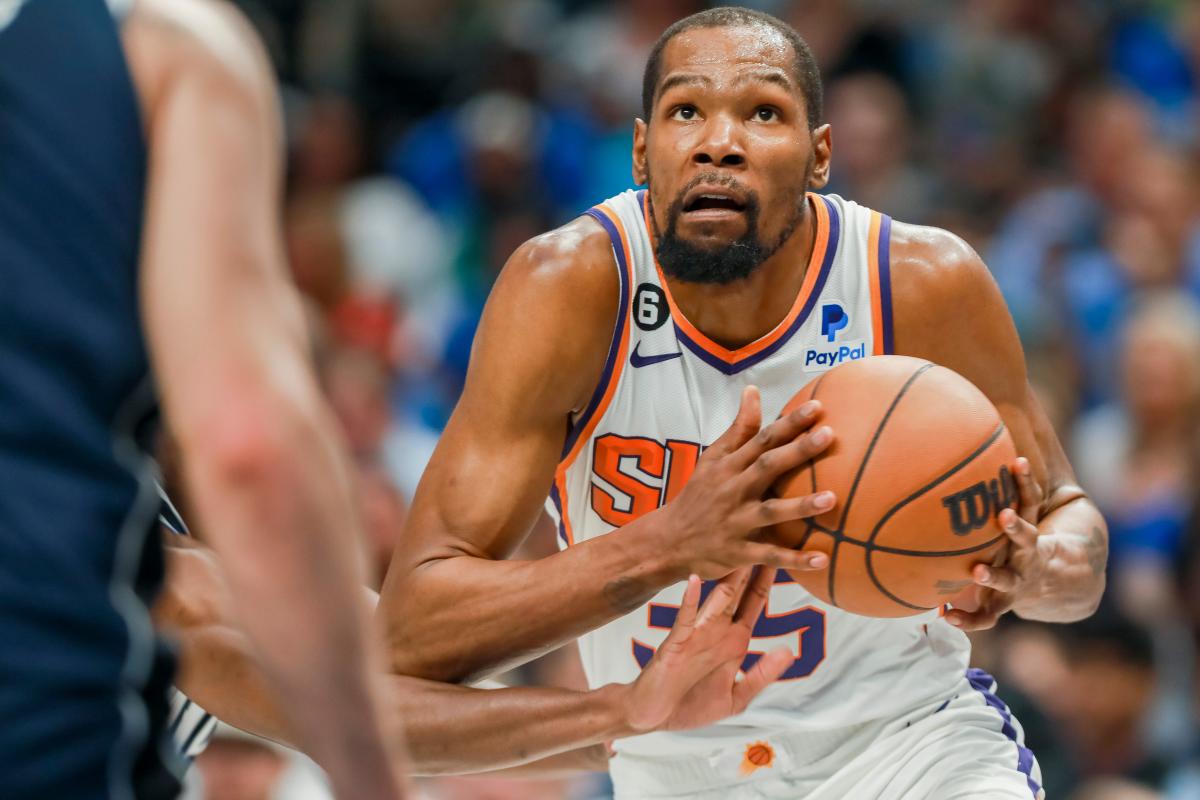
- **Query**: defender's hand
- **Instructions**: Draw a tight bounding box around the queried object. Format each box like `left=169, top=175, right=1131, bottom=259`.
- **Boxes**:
left=945, top=457, right=1046, bottom=631
left=622, top=567, right=790, bottom=733
left=660, top=386, right=834, bottom=579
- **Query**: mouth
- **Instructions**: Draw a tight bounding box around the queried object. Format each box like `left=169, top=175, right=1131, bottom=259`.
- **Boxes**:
left=681, top=187, right=748, bottom=219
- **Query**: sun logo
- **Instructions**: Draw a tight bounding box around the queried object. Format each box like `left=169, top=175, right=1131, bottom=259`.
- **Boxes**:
left=739, top=740, right=775, bottom=776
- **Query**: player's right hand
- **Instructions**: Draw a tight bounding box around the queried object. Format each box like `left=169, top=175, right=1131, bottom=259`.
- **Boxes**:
left=658, top=385, right=834, bottom=579
left=620, top=566, right=792, bottom=733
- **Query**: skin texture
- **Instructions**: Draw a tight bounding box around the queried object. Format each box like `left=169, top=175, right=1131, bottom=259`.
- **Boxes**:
left=123, top=1, right=406, bottom=795
left=380, top=19, right=1106, bottom=690
left=154, top=541, right=793, bottom=775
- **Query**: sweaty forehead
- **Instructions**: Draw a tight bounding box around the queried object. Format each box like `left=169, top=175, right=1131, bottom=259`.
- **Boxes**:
left=659, top=24, right=796, bottom=84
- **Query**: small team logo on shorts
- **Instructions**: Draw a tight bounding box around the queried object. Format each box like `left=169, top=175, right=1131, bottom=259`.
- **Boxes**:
left=739, top=740, right=775, bottom=776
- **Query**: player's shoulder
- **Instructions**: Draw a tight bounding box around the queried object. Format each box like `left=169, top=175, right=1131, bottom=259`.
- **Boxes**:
left=490, top=213, right=620, bottom=326
left=885, top=219, right=994, bottom=307
left=501, top=214, right=618, bottom=296
left=476, top=215, right=619, bottom=410
left=123, top=0, right=274, bottom=115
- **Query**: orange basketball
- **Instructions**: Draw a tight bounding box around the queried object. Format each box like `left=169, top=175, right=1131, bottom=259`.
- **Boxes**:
left=772, top=355, right=1016, bottom=618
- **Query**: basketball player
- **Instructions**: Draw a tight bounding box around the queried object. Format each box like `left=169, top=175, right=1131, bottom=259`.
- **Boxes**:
left=379, top=8, right=1108, bottom=799
left=0, top=0, right=403, bottom=796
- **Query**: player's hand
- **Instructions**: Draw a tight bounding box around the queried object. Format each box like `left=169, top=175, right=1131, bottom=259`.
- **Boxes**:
left=658, top=386, right=834, bottom=579
left=945, top=457, right=1046, bottom=631
left=621, top=566, right=791, bottom=733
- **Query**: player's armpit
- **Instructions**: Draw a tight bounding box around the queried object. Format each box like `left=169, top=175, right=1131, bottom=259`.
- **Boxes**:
left=889, top=224, right=1107, bottom=624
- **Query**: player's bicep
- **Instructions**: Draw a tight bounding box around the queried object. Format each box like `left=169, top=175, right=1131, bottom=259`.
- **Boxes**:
left=890, top=228, right=1075, bottom=505
left=388, top=224, right=616, bottom=567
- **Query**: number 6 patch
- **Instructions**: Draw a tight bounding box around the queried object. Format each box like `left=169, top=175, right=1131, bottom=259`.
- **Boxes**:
left=634, top=283, right=668, bottom=331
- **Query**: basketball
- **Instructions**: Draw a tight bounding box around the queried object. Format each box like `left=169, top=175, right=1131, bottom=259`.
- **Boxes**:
left=772, top=355, right=1017, bottom=618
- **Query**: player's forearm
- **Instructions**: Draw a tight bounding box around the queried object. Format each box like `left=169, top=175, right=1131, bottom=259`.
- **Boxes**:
left=383, top=513, right=683, bottom=683
left=184, top=405, right=405, bottom=795
left=393, top=678, right=629, bottom=776
left=1015, top=494, right=1107, bottom=623
left=169, top=620, right=623, bottom=776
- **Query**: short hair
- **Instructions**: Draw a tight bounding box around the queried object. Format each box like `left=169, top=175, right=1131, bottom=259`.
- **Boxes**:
left=641, top=7, right=824, bottom=130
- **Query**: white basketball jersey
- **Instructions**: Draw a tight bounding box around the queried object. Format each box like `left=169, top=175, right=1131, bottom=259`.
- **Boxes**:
left=545, top=190, right=972, bottom=757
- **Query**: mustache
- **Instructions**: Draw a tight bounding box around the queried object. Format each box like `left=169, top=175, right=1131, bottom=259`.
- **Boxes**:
left=668, top=173, right=759, bottom=217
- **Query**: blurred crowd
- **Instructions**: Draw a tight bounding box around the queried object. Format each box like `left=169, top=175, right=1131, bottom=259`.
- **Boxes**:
left=184, top=1, right=1200, bottom=798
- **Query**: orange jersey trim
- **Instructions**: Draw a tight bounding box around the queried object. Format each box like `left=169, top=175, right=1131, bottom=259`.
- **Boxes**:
left=867, top=211, right=885, bottom=355
left=554, top=203, right=636, bottom=545
left=642, top=192, right=832, bottom=364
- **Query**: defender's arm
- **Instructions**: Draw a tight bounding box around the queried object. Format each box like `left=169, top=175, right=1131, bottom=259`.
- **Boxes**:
left=157, top=544, right=789, bottom=775
left=128, top=2, right=404, bottom=794
left=889, top=224, right=1106, bottom=627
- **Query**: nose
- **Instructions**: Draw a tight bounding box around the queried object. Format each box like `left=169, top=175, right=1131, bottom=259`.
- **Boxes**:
left=692, top=113, right=745, bottom=168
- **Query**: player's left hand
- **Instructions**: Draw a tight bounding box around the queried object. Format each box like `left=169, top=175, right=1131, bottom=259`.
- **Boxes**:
left=944, top=457, right=1046, bottom=631
left=621, top=566, right=792, bottom=733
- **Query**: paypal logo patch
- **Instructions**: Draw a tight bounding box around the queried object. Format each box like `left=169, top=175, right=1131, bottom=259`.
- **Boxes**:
left=820, top=303, right=848, bottom=342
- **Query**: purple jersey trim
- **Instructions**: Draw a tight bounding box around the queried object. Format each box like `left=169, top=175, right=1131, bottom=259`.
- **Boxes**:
left=560, top=207, right=632, bottom=460
left=549, top=481, right=569, bottom=546
left=878, top=214, right=895, bottom=354
left=664, top=194, right=842, bottom=376
left=966, top=668, right=1042, bottom=797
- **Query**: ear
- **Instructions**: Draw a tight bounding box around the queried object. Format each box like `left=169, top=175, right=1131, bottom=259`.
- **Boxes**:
left=632, top=118, right=648, bottom=186
left=808, top=124, right=832, bottom=189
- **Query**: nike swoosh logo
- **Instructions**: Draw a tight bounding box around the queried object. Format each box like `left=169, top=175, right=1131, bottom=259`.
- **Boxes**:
left=630, top=342, right=683, bottom=368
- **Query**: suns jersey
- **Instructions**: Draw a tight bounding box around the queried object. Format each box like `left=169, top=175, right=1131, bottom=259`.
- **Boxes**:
left=545, top=189, right=972, bottom=756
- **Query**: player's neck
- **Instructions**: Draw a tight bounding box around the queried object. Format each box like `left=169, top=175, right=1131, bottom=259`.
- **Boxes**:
left=663, top=197, right=818, bottom=350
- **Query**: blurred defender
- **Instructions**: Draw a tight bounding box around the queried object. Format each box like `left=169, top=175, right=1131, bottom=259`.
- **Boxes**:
left=382, top=8, right=1108, bottom=800
left=0, top=1, right=404, bottom=797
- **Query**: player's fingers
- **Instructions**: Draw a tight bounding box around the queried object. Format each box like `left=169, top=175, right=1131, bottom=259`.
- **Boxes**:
left=708, top=386, right=764, bottom=458
left=998, top=508, right=1038, bottom=551
left=742, top=543, right=829, bottom=572
left=733, top=648, right=792, bottom=711
left=973, top=563, right=1019, bottom=593
left=1012, top=457, right=1043, bottom=522
left=660, top=575, right=702, bottom=648
left=738, top=425, right=834, bottom=495
left=745, top=491, right=837, bottom=527
left=730, top=401, right=823, bottom=470
left=944, top=591, right=1013, bottom=631
left=734, top=565, right=774, bottom=627
left=698, top=568, right=749, bottom=625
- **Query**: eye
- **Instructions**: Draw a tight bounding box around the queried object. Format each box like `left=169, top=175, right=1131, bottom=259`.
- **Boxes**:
left=670, top=105, right=698, bottom=121
left=754, top=107, right=779, bottom=122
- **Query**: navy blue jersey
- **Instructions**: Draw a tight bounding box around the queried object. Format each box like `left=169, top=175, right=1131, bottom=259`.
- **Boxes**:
left=0, top=0, right=181, bottom=796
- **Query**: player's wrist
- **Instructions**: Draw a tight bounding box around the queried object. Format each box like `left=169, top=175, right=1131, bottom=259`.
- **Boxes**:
left=594, top=682, right=643, bottom=739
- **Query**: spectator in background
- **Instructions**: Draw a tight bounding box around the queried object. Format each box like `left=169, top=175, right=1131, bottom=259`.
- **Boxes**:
left=1072, top=293, right=1200, bottom=624
left=1055, top=612, right=1168, bottom=790
left=988, top=86, right=1154, bottom=347
left=1059, top=148, right=1200, bottom=408
left=824, top=71, right=939, bottom=223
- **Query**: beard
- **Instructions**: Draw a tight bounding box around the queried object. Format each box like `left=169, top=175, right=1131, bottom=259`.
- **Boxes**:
left=650, top=169, right=810, bottom=286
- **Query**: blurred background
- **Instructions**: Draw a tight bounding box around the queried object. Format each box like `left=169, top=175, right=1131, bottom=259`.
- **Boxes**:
left=178, top=0, right=1200, bottom=798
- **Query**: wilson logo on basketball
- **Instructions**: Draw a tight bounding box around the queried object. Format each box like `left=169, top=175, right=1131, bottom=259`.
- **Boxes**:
left=940, top=465, right=1017, bottom=536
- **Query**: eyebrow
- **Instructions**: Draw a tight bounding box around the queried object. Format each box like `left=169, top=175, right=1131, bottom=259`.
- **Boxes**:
left=658, top=69, right=796, bottom=101
left=658, top=72, right=712, bottom=98
left=734, top=70, right=795, bottom=93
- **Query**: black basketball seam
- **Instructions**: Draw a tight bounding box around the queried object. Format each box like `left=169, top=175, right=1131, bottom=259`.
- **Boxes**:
left=860, top=421, right=1007, bottom=609
left=794, top=519, right=816, bottom=551
left=857, top=533, right=1007, bottom=613
left=827, top=361, right=933, bottom=606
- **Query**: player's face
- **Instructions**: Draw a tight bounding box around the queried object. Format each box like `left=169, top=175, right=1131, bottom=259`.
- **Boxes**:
left=634, top=25, right=831, bottom=285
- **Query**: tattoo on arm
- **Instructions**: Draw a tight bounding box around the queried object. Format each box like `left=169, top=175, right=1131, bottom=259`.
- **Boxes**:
left=1086, top=526, right=1107, bottom=577
left=603, top=576, right=654, bottom=613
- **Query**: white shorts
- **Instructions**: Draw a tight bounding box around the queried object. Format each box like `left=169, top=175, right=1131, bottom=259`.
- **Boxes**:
left=609, top=670, right=1044, bottom=800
